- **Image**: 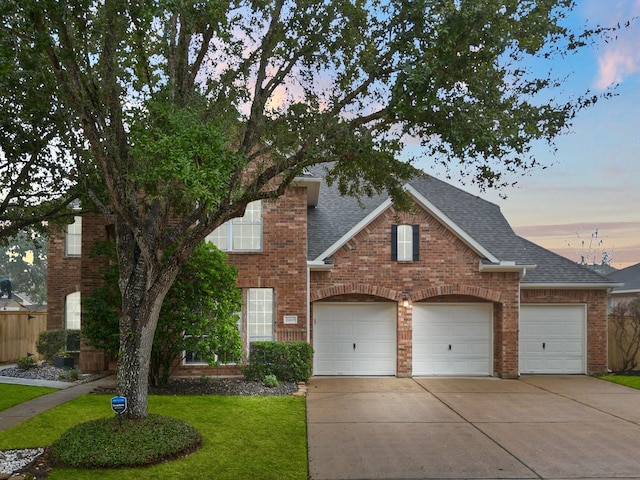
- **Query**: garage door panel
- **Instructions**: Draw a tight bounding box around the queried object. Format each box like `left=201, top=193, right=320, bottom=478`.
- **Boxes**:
left=314, top=303, right=396, bottom=376
left=413, top=304, right=493, bottom=376
left=519, top=305, right=585, bottom=374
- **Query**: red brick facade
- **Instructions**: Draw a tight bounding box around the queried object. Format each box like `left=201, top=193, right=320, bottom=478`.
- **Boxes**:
left=47, top=182, right=611, bottom=378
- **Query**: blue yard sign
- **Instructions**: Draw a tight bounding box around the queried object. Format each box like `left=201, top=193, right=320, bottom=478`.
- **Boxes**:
left=111, top=396, right=127, bottom=415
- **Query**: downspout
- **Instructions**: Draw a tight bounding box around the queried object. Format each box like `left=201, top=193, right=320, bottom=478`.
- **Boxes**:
left=517, top=267, right=527, bottom=378
left=306, top=265, right=311, bottom=346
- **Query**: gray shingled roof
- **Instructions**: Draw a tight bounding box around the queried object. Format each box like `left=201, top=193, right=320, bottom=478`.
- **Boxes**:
left=608, top=262, right=640, bottom=292
left=306, top=165, right=616, bottom=287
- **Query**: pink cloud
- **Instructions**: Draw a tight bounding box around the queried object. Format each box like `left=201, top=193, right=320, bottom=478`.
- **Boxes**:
left=591, top=1, right=640, bottom=89
left=514, top=221, right=640, bottom=269
left=595, top=44, right=640, bottom=89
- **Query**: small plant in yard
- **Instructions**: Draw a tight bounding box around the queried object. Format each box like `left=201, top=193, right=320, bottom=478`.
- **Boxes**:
left=35, top=330, right=67, bottom=362
left=58, top=368, right=80, bottom=382
left=263, top=374, right=279, bottom=388
left=16, top=355, right=37, bottom=370
left=49, top=414, right=202, bottom=469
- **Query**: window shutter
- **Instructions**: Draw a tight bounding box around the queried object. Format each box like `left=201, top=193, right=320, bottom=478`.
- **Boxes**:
left=391, top=225, right=398, bottom=261
left=412, top=225, right=420, bottom=261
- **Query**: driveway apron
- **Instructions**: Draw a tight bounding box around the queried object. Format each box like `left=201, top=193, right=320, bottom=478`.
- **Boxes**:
left=306, top=375, right=640, bottom=480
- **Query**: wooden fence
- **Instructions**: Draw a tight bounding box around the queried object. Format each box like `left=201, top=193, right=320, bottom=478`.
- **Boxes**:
left=0, top=311, right=47, bottom=363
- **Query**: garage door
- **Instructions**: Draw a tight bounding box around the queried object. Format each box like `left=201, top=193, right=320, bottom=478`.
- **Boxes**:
left=519, top=304, right=586, bottom=374
left=313, top=302, right=396, bottom=375
left=412, top=303, right=493, bottom=376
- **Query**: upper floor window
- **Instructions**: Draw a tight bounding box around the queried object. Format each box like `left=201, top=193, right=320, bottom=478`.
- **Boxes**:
left=65, top=216, right=82, bottom=256
left=207, top=201, right=262, bottom=251
left=391, top=224, right=419, bottom=261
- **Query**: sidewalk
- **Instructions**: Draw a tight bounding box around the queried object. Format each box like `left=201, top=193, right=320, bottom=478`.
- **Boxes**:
left=0, top=374, right=116, bottom=432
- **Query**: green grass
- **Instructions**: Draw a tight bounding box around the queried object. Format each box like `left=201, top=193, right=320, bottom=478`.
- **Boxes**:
left=601, top=374, right=640, bottom=390
left=0, top=394, right=308, bottom=480
left=0, top=384, right=57, bottom=412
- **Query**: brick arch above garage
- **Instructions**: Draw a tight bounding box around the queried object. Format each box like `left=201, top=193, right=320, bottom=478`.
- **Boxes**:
left=412, top=284, right=503, bottom=303
left=311, top=283, right=402, bottom=303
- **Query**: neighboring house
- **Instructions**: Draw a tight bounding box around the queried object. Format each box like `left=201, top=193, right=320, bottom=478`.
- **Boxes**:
left=608, top=262, right=640, bottom=307
left=47, top=167, right=617, bottom=378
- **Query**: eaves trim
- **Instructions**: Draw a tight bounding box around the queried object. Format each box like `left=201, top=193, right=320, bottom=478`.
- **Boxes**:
left=611, top=288, right=640, bottom=295
left=521, top=282, right=624, bottom=290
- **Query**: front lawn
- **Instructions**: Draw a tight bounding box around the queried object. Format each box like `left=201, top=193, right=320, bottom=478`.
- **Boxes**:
left=0, top=384, right=57, bottom=412
left=0, top=394, right=307, bottom=479
left=601, top=374, right=640, bottom=390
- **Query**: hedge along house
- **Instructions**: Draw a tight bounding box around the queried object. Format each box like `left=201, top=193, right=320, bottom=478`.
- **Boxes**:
left=47, top=165, right=617, bottom=377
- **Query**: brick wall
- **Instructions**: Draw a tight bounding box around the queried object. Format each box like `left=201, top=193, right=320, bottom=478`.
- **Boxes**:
left=310, top=205, right=522, bottom=377
left=79, top=213, right=113, bottom=372
left=172, top=186, right=310, bottom=375
left=46, top=224, right=81, bottom=330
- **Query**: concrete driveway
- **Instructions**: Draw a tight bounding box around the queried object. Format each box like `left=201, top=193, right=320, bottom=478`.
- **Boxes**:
left=307, top=376, right=640, bottom=480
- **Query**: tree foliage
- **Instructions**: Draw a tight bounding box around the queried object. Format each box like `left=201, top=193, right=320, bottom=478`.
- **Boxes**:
left=0, top=229, right=47, bottom=303
left=0, top=10, right=82, bottom=243
left=83, top=241, right=242, bottom=387
left=0, top=0, right=611, bottom=417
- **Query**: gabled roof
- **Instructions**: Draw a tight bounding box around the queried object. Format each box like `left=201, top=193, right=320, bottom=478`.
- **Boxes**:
left=306, top=165, right=617, bottom=288
left=608, top=262, right=640, bottom=294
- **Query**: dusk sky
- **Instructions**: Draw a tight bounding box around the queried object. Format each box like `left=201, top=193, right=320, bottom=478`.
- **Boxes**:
left=415, top=0, right=640, bottom=269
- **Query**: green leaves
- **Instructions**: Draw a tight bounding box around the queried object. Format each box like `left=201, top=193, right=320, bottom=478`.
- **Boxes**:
left=129, top=97, right=243, bottom=213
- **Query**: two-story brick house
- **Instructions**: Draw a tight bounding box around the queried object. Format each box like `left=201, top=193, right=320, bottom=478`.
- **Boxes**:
left=47, top=165, right=616, bottom=378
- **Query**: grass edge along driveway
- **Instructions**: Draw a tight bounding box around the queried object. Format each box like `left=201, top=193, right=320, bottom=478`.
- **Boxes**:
left=0, top=393, right=308, bottom=480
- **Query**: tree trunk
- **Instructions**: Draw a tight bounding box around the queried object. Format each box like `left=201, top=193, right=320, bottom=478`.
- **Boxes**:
left=115, top=232, right=178, bottom=418
left=116, top=292, right=166, bottom=418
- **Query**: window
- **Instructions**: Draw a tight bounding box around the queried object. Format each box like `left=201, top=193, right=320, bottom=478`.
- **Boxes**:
left=391, top=225, right=419, bottom=261
left=183, top=314, right=242, bottom=366
left=248, top=288, right=274, bottom=347
left=65, top=292, right=81, bottom=351
left=207, top=201, right=262, bottom=251
left=65, top=216, right=82, bottom=256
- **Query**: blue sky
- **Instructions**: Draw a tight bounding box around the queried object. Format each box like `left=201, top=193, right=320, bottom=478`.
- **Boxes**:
left=416, top=0, right=640, bottom=269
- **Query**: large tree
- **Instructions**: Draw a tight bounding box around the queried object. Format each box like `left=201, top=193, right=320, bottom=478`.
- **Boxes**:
left=0, top=14, right=81, bottom=242
left=0, top=0, right=610, bottom=418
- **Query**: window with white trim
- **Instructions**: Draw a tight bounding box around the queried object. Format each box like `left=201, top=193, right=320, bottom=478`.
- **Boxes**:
left=247, top=288, right=274, bottom=347
left=207, top=201, right=262, bottom=251
left=183, top=314, right=242, bottom=365
left=65, top=216, right=82, bottom=256
left=65, top=292, right=81, bottom=351
left=391, top=224, right=419, bottom=261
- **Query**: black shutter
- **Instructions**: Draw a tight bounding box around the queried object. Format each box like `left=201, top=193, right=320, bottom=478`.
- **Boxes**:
left=412, top=225, right=420, bottom=261
left=391, top=225, right=398, bottom=261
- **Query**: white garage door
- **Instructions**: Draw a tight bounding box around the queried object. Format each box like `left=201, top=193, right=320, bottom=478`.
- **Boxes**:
left=313, top=302, right=396, bottom=375
left=519, top=304, right=586, bottom=374
left=412, top=303, right=493, bottom=376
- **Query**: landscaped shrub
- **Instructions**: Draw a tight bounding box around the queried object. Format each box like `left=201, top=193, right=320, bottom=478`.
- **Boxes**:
left=49, top=414, right=202, bottom=469
left=242, top=341, right=313, bottom=383
left=36, top=330, right=67, bottom=362
left=16, top=355, right=37, bottom=370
